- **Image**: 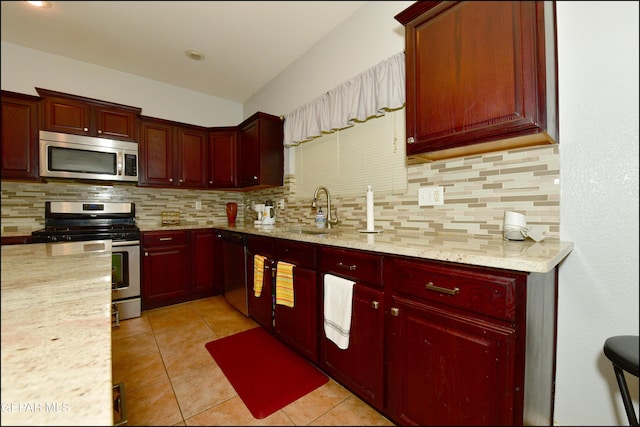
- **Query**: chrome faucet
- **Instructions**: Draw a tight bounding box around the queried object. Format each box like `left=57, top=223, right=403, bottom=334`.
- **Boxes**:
left=312, top=186, right=338, bottom=227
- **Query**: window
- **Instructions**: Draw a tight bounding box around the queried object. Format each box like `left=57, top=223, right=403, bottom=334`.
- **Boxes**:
left=294, top=107, right=407, bottom=199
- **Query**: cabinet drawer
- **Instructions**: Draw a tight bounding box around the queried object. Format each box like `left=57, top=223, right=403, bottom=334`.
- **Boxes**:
left=276, top=239, right=316, bottom=269
left=320, top=247, right=383, bottom=287
left=142, top=230, right=187, bottom=247
left=246, top=235, right=274, bottom=257
left=390, top=257, right=520, bottom=321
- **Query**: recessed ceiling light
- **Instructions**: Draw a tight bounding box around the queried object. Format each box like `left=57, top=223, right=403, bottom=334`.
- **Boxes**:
left=185, top=49, right=205, bottom=61
left=27, top=1, right=51, bottom=8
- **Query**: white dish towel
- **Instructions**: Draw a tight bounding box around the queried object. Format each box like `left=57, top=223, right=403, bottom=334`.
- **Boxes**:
left=323, top=273, right=355, bottom=350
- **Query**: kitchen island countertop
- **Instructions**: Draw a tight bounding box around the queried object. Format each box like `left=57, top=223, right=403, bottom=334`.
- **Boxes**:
left=1, top=240, right=114, bottom=426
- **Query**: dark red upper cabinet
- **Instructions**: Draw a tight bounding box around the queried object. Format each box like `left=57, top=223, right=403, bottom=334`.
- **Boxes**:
left=1, top=91, right=40, bottom=181
left=139, top=116, right=208, bottom=189
left=395, top=1, right=558, bottom=162
left=208, top=127, right=238, bottom=188
left=175, top=126, right=208, bottom=189
left=36, top=87, right=140, bottom=142
left=237, top=112, right=284, bottom=189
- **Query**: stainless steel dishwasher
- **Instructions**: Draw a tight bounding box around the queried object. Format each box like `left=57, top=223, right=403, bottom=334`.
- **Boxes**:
left=219, top=230, right=249, bottom=316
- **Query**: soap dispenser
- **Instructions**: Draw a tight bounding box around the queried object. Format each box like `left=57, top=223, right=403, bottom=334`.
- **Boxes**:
left=315, top=207, right=326, bottom=228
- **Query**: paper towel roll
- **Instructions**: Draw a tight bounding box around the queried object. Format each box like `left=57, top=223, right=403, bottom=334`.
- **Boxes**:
left=366, top=185, right=374, bottom=231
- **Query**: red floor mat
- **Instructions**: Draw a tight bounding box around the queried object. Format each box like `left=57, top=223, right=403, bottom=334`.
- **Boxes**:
left=205, top=327, right=328, bottom=419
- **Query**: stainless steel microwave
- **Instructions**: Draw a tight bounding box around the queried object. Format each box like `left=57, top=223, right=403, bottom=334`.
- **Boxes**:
left=39, top=130, right=138, bottom=182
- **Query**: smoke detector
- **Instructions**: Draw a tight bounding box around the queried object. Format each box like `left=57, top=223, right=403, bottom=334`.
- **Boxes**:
left=185, top=49, right=205, bottom=61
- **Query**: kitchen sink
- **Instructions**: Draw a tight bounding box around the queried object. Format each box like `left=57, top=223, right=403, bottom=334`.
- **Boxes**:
left=285, top=227, right=335, bottom=235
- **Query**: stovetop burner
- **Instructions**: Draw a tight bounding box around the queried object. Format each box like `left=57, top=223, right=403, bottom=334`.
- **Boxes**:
left=31, top=201, right=140, bottom=243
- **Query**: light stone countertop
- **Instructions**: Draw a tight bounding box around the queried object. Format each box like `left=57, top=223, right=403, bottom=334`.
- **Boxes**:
left=208, top=224, right=574, bottom=273
left=1, top=240, right=114, bottom=426
left=8, top=223, right=574, bottom=273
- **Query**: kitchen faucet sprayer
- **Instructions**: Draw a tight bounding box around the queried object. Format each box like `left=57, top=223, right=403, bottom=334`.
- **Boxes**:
left=312, top=186, right=338, bottom=227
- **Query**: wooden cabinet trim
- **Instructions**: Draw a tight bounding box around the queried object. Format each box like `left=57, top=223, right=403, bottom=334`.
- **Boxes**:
left=35, top=87, right=141, bottom=114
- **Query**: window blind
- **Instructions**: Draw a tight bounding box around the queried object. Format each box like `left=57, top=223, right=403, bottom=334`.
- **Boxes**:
left=295, top=107, right=407, bottom=199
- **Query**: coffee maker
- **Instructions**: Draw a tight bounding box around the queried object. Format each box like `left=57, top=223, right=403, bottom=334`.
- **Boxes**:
left=253, top=203, right=265, bottom=225
left=261, top=199, right=276, bottom=225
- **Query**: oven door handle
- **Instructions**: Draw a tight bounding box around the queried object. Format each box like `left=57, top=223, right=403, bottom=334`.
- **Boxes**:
left=111, top=240, right=140, bottom=247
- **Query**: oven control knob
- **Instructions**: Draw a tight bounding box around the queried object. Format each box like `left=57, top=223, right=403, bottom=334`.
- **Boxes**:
left=51, top=236, right=58, bottom=242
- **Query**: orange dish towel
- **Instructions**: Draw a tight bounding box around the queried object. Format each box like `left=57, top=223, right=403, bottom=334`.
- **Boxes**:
left=275, top=261, right=295, bottom=307
left=253, top=254, right=266, bottom=297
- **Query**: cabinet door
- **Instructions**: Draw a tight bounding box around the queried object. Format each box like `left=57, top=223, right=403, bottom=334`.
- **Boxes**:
left=237, top=119, right=260, bottom=187
left=142, top=233, right=190, bottom=310
left=397, top=1, right=555, bottom=159
left=139, top=119, right=175, bottom=187
left=94, top=106, right=138, bottom=141
left=176, top=126, right=208, bottom=188
left=275, top=265, right=318, bottom=362
left=41, top=96, right=91, bottom=136
left=246, top=236, right=275, bottom=332
left=387, top=295, right=516, bottom=426
left=320, top=283, right=384, bottom=410
left=191, top=229, right=218, bottom=298
left=247, top=253, right=273, bottom=330
left=208, top=129, right=237, bottom=188
left=1, top=92, right=39, bottom=181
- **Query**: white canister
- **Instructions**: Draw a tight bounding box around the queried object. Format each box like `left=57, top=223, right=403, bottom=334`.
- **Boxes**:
left=503, top=211, right=527, bottom=240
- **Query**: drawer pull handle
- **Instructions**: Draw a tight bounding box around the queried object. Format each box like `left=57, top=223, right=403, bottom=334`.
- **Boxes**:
left=371, top=301, right=379, bottom=310
left=425, top=282, right=460, bottom=295
left=337, top=262, right=356, bottom=271
left=390, top=307, right=400, bottom=317
left=159, top=237, right=173, bottom=241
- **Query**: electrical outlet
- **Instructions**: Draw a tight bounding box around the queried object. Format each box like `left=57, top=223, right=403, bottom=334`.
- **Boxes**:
left=195, top=201, right=202, bottom=210
left=277, top=199, right=285, bottom=209
left=418, top=186, right=444, bottom=206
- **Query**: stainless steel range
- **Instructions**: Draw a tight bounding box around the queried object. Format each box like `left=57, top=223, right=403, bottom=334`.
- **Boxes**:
left=32, top=201, right=141, bottom=326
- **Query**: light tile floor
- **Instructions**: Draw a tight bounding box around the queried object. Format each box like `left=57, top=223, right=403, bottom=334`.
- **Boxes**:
left=111, top=296, right=395, bottom=426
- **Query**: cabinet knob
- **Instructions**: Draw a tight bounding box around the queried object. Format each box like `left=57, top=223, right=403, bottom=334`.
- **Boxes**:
left=169, top=178, right=173, bottom=182
left=144, top=252, right=149, bottom=256
left=179, top=179, right=184, bottom=183
left=98, top=129, right=103, bottom=134
left=371, top=301, right=379, bottom=310
left=407, top=136, right=415, bottom=144
left=83, top=127, right=89, bottom=132
left=253, top=175, right=258, bottom=180
left=390, top=307, right=399, bottom=317
left=209, top=180, right=213, bottom=184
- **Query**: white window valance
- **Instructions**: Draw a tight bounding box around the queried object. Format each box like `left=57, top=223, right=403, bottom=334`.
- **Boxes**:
left=283, top=51, right=405, bottom=147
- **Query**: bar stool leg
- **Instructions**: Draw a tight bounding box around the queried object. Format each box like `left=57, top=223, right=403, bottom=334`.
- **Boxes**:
left=613, top=364, right=639, bottom=426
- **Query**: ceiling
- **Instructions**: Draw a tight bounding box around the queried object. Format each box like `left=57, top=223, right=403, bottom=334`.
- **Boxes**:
left=0, top=1, right=367, bottom=103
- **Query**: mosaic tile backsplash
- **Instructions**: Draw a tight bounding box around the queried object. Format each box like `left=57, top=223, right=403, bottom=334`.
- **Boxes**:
left=1, top=145, right=560, bottom=239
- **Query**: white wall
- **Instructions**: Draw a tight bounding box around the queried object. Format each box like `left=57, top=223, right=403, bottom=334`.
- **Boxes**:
left=243, top=1, right=412, bottom=117
left=555, top=2, right=639, bottom=425
left=0, top=41, right=243, bottom=127
left=248, top=1, right=640, bottom=426
left=243, top=0, right=413, bottom=177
